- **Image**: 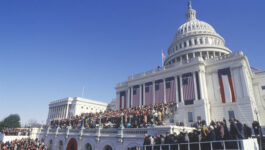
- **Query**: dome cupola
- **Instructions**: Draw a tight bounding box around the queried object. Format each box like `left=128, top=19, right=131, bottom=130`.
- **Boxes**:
left=186, top=1, right=196, bottom=21
left=164, top=1, right=232, bottom=66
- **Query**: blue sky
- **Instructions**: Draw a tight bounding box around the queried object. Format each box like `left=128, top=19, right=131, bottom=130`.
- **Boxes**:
left=0, top=0, right=264, bottom=125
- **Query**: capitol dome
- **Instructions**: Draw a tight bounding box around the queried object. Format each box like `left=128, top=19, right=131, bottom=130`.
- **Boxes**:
left=164, top=1, right=231, bottom=66
left=176, top=20, right=216, bottom=37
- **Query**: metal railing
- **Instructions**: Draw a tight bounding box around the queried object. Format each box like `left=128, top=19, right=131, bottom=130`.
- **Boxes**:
left=141, top=140, right=245, bottom=150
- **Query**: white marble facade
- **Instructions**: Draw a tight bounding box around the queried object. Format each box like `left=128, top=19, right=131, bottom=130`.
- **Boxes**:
left=47, top=97, right=108, bottom=124
left=115, top=2, right=265, bottom=127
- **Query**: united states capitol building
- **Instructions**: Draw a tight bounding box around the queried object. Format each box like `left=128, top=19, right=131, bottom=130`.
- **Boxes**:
left=116, top=2, right=265, bottom=127
left=34, top=2, right=264, bottom=150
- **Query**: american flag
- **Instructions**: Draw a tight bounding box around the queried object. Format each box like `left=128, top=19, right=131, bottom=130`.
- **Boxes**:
left=182, top=73, right=195, bottom=101
left=155, top=80, right=164, bottom=104
left=145, top=82, right=153, bottom=106
left=132, top=86, right=140, bottom=107
left=251, top=67, right=260, bottom=71
left=218, top=68, right=235, bottom=103
left=166, top=78, right=176, bottom=103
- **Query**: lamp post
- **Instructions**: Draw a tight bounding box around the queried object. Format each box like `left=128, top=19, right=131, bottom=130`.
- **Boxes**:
left=254, top=109, right=263, bottom=150
left=99, top=114, right=102, bottom=129
left=57, top=120, right=60, bottom=129
left=120, top=112, right=124, bottom=129
left=81, top=116, right=85, bottom=129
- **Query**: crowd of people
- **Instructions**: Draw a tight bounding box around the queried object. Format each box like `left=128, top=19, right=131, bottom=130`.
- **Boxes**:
left=50, top=103, right=177, bottom=129
left=142, top=119, right=258, bottom=150
left=0, top=138, right=46, bottom=150
left=0, top=128, right=30, bottom=136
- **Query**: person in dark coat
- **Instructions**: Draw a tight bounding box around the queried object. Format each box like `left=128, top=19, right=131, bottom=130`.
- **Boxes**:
left=235, top=120, right=244, bottom=139
left=163, top=132, right=173, bottom=150
left=154, top=134, right=162, bottom=150
left=171, top=132, right=179, bottom=150
left=143, top=133, right=151, bottom=150
left=243, top=124, right=252, bottom=138
left=208, top=126, right=216, bottom=141
left=230, top=120, right=239, bottom=139
left=252, top=121, right=260, bottom=138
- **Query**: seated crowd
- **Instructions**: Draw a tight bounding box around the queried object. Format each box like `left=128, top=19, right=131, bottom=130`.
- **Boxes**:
left=0, top=138, right=46, bottom=150
left=50, top=103, right=177, bottom=129
left=142, top=119, right=255, bottom=150
left=0, top=128, right=30, bottom=136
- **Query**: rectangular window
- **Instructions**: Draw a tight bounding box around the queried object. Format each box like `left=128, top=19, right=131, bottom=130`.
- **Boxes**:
left=262, top=86, right=265, bottom=90
left=182, top=78, right=188, bottom=85
left=155, top=84, right=160, bottom=91
left=188, top=112, right=194, bottom=122
left=145, top=86, right=149, bottom=92
left=133, top=89, right=136, bottom=95
left=166, top=81, right=171, bottom=88
left=228, top=111, right=235, bottom=120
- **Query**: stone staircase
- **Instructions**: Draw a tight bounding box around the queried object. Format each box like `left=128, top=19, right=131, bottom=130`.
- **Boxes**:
left=163, top=104, right=178, bottom=125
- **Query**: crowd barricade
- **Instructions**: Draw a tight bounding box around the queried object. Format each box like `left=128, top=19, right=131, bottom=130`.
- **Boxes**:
left=142, top=138, right=259, bottom=150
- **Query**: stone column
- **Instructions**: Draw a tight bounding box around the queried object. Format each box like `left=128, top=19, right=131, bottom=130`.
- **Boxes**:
left=198, top=70, right=207, bottom=100
left=193, top=72, right=198, bottom=100
left=175, top=76, right=179, bottom=104
left=117, top=92, right=121, bottom=110
left=58, top=106, right=61, bottom=119
left=180, top=75, right=184, bottom=103
left=239, top=66, right=250, bottom=98
left=152, top=81, right=155, bottom=105
left=130, top=87, right=133, bottom=107
left=143, top=84, right=146, bottom=106
left=163, top=79, right=167, bottom=104
left=139, top=85, right=142, bottom=106
left=64, top=105, right=67, bottom=118
left=66, top=103, right=69, bottom=119
left=127, top=88, right=130, bottom=108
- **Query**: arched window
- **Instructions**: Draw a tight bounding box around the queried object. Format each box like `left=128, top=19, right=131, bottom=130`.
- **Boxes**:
left=85, top=143, right=92, bottom=150
left=200, top=38, right=203, bottom=44
left=194, top=39, right=198, bottom=45
left=184, top=42, right=187, bottom=48
left=59, top=140, right=63, bottom=150
left=49, top=139, right=53, bottom=150
left=66, top=138, right=78, bottom=150
left=104, top=145, right=113, bottom=150
left=189, top=40, right=192, bottom=46
left=205, top=37, right=209, bottom=44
